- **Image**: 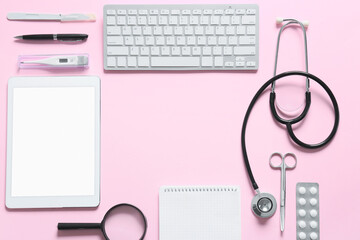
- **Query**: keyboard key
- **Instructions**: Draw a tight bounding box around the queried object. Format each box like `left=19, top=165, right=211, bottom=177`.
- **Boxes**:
left=182, top=9, right=191, bottom=15
left=130, top=47, right=139, bottom=55
left=234, top=46, right=256, bottom=55
left=184, top=26, right=194, bottom=35
left=231, top=16, right=241, bottom=24
left=108, top=46, right=128, bottom=55
left=189, top=16, right=199, bottom=25
left=201, top=57, right=213, bottom=66
left=246, top=9, right=256, bottom=15
left=122, top=26, right=132, bottom=35
left=193, top=9, right=201, bottom=15
left=151, top=57, right=200, bottom=66
left=176, top=36, right=186, bottom=45
left=211, top=16, right=220, bottom=25
left=242, top=15, right=256, bottom=25
left=200, top=16, right=209, bottom=25
left=179, top=16, right=188, bottom=25
left=107, top=36, right=123, bottom=45
left=145, top=36, right=155, bottom=45
left=182, top=47, right=191, bottom=55
left=202, top=47, right=212, bottom=55
left=171, top=9, right=180, bottom=14
left=128, top=57, right=137, bottom=66
left=151, top=47, right=160, bottom=55
left=237, top=26, right=246, bottom=35
left=117, top=57, right=126, bottom=67
left=171, top=47, right=181, bottom=55
left=213, top=47, right=222, bottom=55
left=247, top=26, right=256, bottom=35
left=156, top=36, right=165, bottom=45
left=148, top=16, right=157, bottom=25
left=247, top=61, right=256, bottom=67
left=117, top=9, right=126, bottom=15
left=107, top=9, right=116, bottom=15
left=225, top=61, right=234, bottom=67
left=139, top=10, right=148, bottom=15
left=128, top=9, right=137, bottom=15
left=203, top=9, right=213, bottom=15
left=214, top=9, right=224, bottom=15
left=124, top=36, right=134, bottom=45
left=107, top=57, right=116, bottom=67
left=107, top=16, right=116, bottom=25
left=143, top=27, right=152, bottom=35
left=135, top=36, right=144, bottom=45
left=239, top=36, right=256, bottom=45
left=107, top=26, right=120, bottom=35
left=174, top=26, right=183, bottom=35
left=149, top=9, right=159, bottom=15
left=140, top=47, right=150, bottom=55
left=236, top=61, right=245, bottom=67
left=138, top=57, right=150, bottom=66
left=192, top=47, right=201, bottom=55
left=132, top=26, right=142, bottom=35
left=117, top=16, right=126, bottom=25
left=214, top=57, right=223, bottom=66
left=137, top=16, right=147, bottom=25
left=235, top=9, right=246, bottom=14
left=161, top=46, right=170, bottom=55
left=127, top=16, right=136, bottom=25
left=159, top=16, right=168, bottom=25
left=160, top=9, right=170, bottom=15
left=224, top=47, right=233, bottom=55
left=221, top=16, right=230, bottom=25
left=225, top=9, right=235, bottom=14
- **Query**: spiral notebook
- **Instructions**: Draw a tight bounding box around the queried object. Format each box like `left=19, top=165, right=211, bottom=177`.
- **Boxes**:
left=159, top=186, right=241, bottom=240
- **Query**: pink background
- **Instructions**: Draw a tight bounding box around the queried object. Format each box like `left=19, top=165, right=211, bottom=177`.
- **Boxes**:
left=0, top=0, right=359, bottom=239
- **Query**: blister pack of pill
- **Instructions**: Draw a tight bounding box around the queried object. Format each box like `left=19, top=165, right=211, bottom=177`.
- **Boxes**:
left=296, top=182, right=319, bottom=240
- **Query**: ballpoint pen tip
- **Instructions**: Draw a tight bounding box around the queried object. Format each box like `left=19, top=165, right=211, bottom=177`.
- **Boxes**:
left=14, top=36, right=23, bottom=39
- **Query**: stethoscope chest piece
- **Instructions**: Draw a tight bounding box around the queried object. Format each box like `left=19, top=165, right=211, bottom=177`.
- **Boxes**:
left=251, top=192, right=277, bottom=218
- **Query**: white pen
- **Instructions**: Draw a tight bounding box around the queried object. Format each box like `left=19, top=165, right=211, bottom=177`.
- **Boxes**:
left=7, top=12, right=96, bottom=22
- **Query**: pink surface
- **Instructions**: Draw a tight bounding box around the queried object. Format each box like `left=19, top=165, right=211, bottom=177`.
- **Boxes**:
left=0, top=0, right=359, bottom=239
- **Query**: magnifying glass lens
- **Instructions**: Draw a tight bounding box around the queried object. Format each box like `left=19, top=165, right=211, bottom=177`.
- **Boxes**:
left=258, top=197, right=272, bottom=213
left=104, top=205, right=146, bottom=239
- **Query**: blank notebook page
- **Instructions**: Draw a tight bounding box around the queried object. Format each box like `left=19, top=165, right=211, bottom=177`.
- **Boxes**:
left=159, top=186, right=241, bottom=240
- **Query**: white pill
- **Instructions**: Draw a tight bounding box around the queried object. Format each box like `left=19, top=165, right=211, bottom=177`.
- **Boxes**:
left=299, top=187, right=306, bottom=194
left=298, top=209, right=306, bottom=217
left=310, top=209, right=318, bottom=217
left=310, top=187, right=318, bottom=194
left=298, top=232, right=306, bottom=240
left=299, top=198, right=306, bottom=205
left=310, top=232, right=318, bottom=239
left=310, top=221, right=318, bottom=228
left=298, top=220, right=306, bottom=228
left=310, top=198, right=318, bottom=206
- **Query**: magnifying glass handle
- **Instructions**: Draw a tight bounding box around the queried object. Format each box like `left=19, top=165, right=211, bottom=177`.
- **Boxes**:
left=58, top=223, right=101, bottom=230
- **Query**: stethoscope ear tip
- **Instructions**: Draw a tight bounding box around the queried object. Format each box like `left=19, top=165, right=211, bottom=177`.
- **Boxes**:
left=275, top=18, right=309, bottom=28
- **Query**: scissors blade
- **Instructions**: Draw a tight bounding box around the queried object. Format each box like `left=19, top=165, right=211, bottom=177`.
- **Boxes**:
left=280, top=205, right=285, bottom=231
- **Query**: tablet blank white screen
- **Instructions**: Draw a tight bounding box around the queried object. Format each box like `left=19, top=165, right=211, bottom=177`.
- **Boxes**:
left=11, top=87, right=95, bottom=197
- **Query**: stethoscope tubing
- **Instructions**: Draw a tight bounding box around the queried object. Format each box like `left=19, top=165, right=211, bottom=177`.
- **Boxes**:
left=241, top=71, right=340, bottom=191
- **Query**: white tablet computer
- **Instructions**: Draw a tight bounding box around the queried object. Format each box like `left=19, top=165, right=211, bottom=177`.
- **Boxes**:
left=6, top=76, right=100, bottom=208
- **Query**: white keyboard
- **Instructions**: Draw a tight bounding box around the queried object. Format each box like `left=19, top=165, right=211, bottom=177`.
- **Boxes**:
left=103, top=4, right=258, bottom=70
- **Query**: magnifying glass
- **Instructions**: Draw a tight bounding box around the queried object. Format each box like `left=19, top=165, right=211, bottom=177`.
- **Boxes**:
left=58, top=203, right=147, bottom=240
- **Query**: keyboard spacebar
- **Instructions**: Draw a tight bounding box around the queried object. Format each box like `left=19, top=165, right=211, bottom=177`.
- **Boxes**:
left=151, top=57, right=200, bottom=67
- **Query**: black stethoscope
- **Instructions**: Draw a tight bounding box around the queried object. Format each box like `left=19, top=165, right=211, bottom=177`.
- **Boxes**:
left=241, top=18, right=340, bottom=218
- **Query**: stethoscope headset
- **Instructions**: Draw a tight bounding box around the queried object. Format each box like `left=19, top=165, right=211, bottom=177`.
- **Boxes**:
left=241, top=18, right=340, bottom=218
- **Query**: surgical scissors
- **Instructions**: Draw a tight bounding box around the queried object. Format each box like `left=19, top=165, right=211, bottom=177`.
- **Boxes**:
left=269, top=152, right=297, bottom=232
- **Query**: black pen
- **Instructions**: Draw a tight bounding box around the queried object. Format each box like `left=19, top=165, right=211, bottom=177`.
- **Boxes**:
left=14, top=34, right=88, bottom=42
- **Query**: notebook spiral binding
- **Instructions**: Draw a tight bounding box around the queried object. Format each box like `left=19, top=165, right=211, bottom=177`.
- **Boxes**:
left=163, top=186, right=239, bottom=192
